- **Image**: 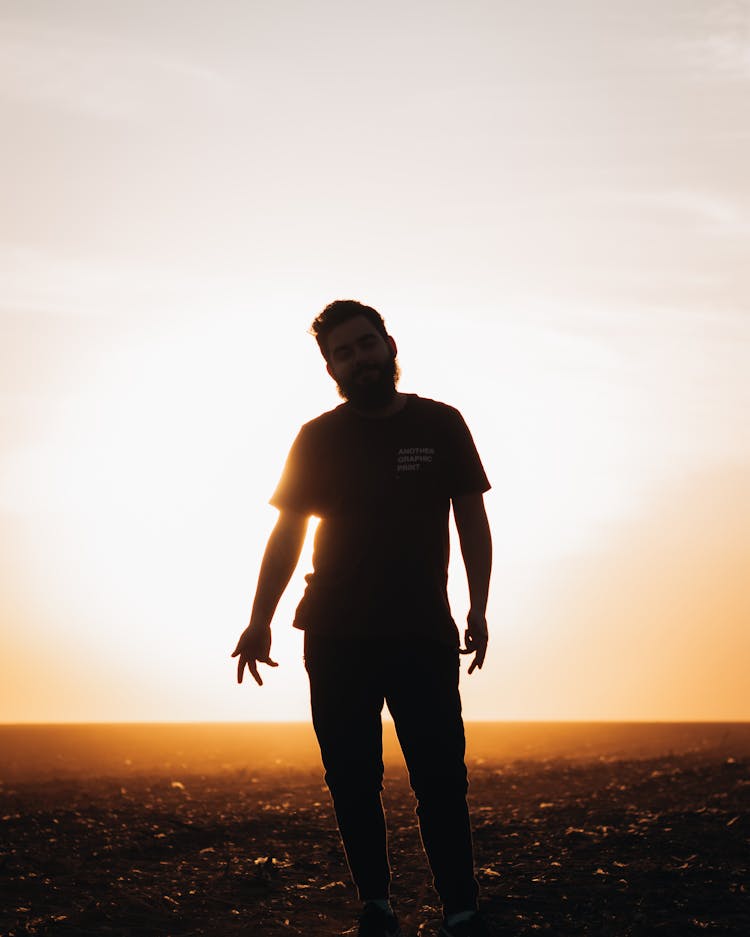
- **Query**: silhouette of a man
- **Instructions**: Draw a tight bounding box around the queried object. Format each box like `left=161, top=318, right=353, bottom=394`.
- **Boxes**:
left=233, top=301, right=493, bottom=937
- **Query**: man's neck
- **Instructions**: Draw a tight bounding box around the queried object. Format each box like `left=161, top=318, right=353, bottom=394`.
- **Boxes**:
left=348, top=391, right=409, bottom=419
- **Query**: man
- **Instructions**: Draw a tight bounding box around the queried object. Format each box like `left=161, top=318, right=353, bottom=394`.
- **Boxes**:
left=232, top=300, right=493, bottom=937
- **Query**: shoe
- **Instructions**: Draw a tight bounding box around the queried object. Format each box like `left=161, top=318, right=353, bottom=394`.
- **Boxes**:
left=356, top=903, right=402, bottom=937
left=438, top=912, right=493, bottom=937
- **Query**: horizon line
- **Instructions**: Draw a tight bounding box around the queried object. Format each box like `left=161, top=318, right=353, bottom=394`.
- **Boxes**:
left=2, top=718, right=749, bottom=727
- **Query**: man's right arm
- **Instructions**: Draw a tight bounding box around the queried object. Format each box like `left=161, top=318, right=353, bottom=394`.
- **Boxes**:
left=231, top=509, right=309, bottom=685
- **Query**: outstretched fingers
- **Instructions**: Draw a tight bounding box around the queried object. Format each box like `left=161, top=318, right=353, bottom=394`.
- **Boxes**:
left=467, top=639, right=487, bottom=674
left=233, top=651, right=277, bottom=686
left=463, top=619, right=488, bottom=675
left=231, top=627, right=278, bottom=686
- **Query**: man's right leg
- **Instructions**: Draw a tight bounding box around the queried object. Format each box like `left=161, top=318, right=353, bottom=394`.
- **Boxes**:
left=304, top=634, right=391, bottom=904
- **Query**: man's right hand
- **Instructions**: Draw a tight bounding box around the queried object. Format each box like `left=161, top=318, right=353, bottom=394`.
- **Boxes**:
left=232, top=624, right=278, bottom=686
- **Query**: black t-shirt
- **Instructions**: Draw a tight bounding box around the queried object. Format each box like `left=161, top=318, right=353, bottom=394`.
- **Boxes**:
left=270, top=394, right=490, bottom=646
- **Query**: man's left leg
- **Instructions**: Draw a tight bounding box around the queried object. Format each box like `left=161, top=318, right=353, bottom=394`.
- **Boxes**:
left=384, top=639, right=479, bottom=917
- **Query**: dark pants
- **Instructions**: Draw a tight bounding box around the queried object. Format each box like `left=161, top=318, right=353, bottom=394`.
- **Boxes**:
left=304, top=633, right=479, bottom=915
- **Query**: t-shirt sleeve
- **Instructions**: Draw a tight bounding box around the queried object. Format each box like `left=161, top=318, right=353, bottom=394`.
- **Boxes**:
left=445, top=408, right=491, bottom=497
left=269, top=424, right=320, bottom=516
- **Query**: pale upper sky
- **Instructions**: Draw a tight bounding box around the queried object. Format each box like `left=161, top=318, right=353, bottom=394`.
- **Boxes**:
left=1, top=0, right=748, bottom=722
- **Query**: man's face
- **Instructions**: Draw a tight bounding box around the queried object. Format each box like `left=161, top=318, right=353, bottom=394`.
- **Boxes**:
left=325, top=315, right=399, bottom=410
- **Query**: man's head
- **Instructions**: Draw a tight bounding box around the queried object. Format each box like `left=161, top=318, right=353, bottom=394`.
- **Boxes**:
left=310, top=300, right=400, bottom=411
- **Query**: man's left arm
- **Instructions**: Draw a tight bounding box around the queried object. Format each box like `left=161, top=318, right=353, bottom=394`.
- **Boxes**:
left=452, top=492, right=492, bottom=674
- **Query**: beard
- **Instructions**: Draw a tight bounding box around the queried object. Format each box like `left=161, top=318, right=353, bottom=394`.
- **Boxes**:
left=336, top=354, right=401, bottom=411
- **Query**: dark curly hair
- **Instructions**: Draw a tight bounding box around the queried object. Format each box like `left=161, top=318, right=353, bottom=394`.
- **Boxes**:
left=310, top=300, right=389, bottom=361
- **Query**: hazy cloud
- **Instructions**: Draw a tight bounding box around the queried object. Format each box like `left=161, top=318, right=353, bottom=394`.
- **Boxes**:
left=0, top=20, right=232, bottom=120
left=0, top=245, right=257, bottom=320
left=595, top=189, right=750, bottom=236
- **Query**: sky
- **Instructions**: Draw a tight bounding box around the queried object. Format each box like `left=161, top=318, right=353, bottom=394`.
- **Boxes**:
left=1, top=0, right=748, bottom=722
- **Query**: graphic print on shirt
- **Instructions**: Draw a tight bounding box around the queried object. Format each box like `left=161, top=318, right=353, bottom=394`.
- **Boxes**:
left=396, top=446, right=436, bottom=474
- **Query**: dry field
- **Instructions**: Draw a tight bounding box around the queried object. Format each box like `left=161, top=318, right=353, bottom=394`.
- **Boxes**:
left=1, top=724, right=748, bottom=936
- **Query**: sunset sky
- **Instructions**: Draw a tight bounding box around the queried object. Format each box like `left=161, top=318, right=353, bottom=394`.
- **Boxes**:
left=1, top=0, right=748, bottom=722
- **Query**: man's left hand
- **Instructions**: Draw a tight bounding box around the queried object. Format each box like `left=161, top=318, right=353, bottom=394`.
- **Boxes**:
left=461, top=609, right=488, bottom=674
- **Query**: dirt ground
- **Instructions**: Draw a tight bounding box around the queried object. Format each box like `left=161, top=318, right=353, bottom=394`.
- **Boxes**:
left=2, top=752, right=748, bottom=937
